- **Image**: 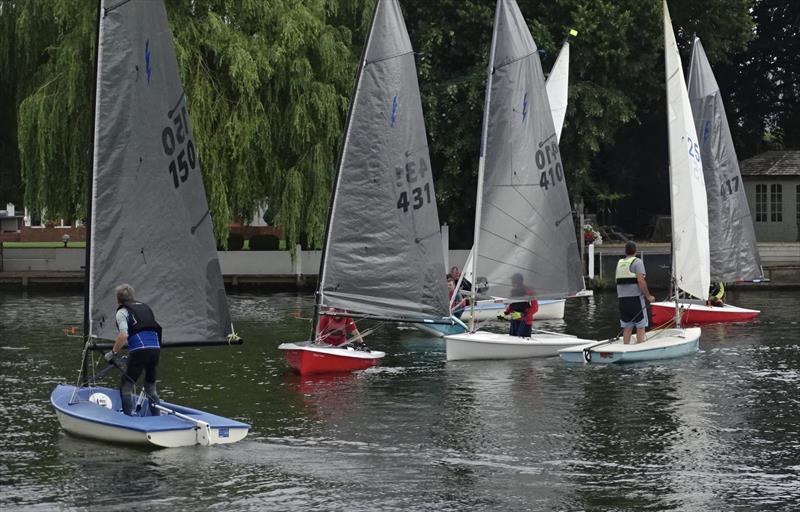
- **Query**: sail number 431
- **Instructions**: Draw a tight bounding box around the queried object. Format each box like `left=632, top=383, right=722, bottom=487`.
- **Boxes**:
left=396, top=158, right=433, bottom=212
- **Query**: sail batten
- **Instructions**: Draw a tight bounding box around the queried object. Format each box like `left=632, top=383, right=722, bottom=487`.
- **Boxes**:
left=89, top=0, right=233, bottom=344
left=472, top=0, right=583, bottom=303
left=318, top=0, right=449, bottom=321
left=663, top=1, right=711, bottom=300
left=687, top=36, right=761, bottom=282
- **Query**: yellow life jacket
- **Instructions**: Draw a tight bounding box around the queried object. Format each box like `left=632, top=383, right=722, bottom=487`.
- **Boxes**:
left=710, top=282, right=725, bottom=301
left=615, top=256, right=638, bottom=285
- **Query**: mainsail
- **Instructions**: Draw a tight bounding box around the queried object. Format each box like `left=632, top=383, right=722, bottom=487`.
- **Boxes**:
left=687, top=36, right=761, bottom=282
left=318, top=0, right=449, bottom=321
left=663, top=1, right=710, bottom=301
left=545, top=38, right=570, bottom=144
left=88, top=0, right=232, bottom=343
left=472, top=0, right=583, bottom=301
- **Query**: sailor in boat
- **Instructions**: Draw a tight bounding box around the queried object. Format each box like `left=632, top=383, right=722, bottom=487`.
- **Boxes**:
left=449, top=266, right=472, bottom=293
left=317, top=308, right=365, bottom=348
left=707, top=282, right=725, bottom=307
left=105, top=283, right=162, bottom=416
left=447, top=275, right=468, bottom=319
left=615, top=242, right=656, bottom=344
left=496, top=273, right=538, bottom=338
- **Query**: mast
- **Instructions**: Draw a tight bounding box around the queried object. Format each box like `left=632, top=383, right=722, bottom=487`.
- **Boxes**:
left=469, top=0, right=502, bottom=333
left=310, top=0, right=381, bottom=339
left=78, top=0, right=103, bottom=384
left=664, top=4, right=680, bottom=325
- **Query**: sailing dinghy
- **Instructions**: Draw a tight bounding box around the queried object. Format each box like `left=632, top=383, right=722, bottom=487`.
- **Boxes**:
left=50, top=0, right=248, bottom=447
left=651, top=35, right=760, bottom=326
left=443, top=0, right=596, bottom=361
left=439, top=31, right=577, bottom=332
left=279, top=0, right=452, bottom=374
left=561, top=1, right=709, bottom=364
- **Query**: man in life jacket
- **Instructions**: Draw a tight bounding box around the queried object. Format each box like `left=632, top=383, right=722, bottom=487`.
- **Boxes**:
left=497, top=273, right=538, bottom=338
left=707, top=282, right=725, bottom=307
left=316, top=308, right=363, bottom=347
left=616, top=241, right=655, bottom=344
left=105, top=283, right=162, bottom=416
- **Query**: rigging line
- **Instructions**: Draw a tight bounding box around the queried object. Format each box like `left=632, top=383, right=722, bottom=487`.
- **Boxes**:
left=538, top=132, right=557, bottom=148
left=666, top=68, right=680, bottom=83
left=105, top=0, right=133, bottom=14
left=482, top=196, right=552, bottom=246
left=168, top=92, right=187, bottom=118
left=509, top=180, right=571, bottom=229
left=365, top=50, right=415, bottom=66
left=477, top=228, right=572, bottom=275
left=493, top=50, right=539, bottom=72
left=190, top=209, right=211, bottom=234
left=475, top=254, right=539, bottom=275
left=415, top=229, right=440, bottom=244
left=482, top=189, right=577, bottom=265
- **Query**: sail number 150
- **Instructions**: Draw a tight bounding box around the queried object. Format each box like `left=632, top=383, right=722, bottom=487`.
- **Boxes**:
left=162, top=106, right=197, bottom=189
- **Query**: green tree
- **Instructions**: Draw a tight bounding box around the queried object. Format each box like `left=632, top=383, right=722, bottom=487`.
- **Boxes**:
left=0, top=1, right=22, bottom=207
left=403, top=0, right=753, bottom=243
left=716, top=0, right=800, bottom=155
left=9, top=0, right=371, bottom=247
left=166, top=0, right=372, bottom=247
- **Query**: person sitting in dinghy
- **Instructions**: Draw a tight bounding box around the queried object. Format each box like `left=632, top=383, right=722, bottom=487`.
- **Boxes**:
left=317, top=308, right=364, bottom=348
left=447, top=275, right=468, bottom=319
left=707, top=282, right=725, bottom=307
left=449, top=266, right=472, bottom=293
left=497, top=273, right=538, bottom=338
left=105, top=283, right=162, bottom=416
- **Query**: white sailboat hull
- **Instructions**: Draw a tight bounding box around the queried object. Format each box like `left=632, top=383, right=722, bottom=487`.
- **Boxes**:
left=558, top=327, right=701, bottom=364
left=54, top=409, right=243, bottom=448
left=465, top=298, right=565, bottom=322
left=444, top=331, right=594, bottom=361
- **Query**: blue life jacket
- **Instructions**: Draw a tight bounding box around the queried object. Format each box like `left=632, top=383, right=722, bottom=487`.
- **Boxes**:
left=118, top=301, right=162, bottom=351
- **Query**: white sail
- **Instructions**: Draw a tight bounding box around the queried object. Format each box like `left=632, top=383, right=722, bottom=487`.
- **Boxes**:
left=545, top=39, right=570, bottom=143
left=663, top=1, right=710, bottom=300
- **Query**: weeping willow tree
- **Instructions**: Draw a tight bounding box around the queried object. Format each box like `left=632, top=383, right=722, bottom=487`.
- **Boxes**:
left=14, top=1, right=95, bottom=222
left=168, top=0, right=372, bottom=247
left=11, top=0, right=373, bottom=247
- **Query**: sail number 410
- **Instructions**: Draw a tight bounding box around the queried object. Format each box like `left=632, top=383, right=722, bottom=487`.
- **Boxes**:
left=537, top=140, right=563, bottom=190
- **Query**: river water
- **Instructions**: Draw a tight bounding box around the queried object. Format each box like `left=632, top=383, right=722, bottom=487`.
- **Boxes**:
left=1, top=289, right=799, bottom=511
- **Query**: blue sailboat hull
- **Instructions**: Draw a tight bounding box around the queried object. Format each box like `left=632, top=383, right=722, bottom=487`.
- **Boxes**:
left=50, top=384, right=249, bottom=448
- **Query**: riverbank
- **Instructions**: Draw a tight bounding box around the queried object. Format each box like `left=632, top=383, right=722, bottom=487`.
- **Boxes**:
left=1, top=244, right=798, bottom=290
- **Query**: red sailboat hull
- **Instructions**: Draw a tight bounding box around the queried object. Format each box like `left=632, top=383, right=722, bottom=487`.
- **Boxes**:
left=278, top=343, right=385, bottom=375
left=651, top=301, right=760, bottom=326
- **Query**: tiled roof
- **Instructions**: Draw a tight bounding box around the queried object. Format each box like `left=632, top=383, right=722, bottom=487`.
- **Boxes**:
left=739, top=150, right=800, bottom=177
